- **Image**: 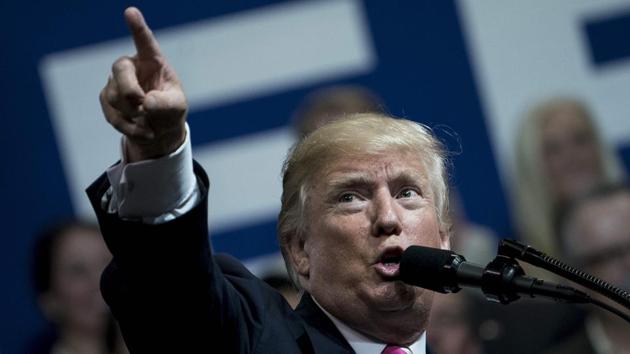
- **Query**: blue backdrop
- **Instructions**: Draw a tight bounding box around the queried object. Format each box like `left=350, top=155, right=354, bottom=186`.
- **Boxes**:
left=5, top=1, right=629, bottom=353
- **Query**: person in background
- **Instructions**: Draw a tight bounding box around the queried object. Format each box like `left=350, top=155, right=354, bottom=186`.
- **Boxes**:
left=464, top=98, right=609, bottom=354
left=28, top=220, right=128, bottom=354
left=513, top=97, right=624, bottom=257
left=427, top=292, right=484, bottom=354
left=447, top=190, right=496, bottom=265
left=291, top=84, right=384, bottom=138
left=544, top=184, right=630, bottom=354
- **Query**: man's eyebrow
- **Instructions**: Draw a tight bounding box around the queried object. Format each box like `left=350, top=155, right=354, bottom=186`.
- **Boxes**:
left=390, top=171, right=424, bottom=186
left=327, top=174, right=375, bottom=190
left=326, top=170, right=424, bottom=190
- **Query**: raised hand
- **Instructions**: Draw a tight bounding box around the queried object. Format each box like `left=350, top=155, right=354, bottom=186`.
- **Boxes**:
left=100, top=7, right=187, bottom=162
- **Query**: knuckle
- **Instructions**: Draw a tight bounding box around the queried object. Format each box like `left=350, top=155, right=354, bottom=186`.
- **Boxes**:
left=111, top=56, right=131, bottom=73
left=106, top=87, right=119, bottom=106
left=106, top=116, right=118, bottom=127
left=100, top=78, right=113, bottom=98
left=106, top=116, right=123, bottom=130
left=154, top=56, right=166, bottom=66
left=102, top=79, right=119, bottom=104
left=173, top=102, right=187, bottom=115
left=99, top=88, right=107, bottom=103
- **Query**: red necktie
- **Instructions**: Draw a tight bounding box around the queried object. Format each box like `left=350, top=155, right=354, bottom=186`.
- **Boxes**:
left=381, top=345, right=410, bottom=354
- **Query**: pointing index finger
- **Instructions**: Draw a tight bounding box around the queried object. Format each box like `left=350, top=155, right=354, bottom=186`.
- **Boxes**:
left=124, top=7, right=163, bottom=60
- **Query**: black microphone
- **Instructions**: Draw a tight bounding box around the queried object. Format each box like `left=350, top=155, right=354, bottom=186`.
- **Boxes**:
left=399, top=245, right=590, bottom=304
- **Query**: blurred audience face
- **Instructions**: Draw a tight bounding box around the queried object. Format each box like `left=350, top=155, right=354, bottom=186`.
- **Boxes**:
left=563, top=190, right=630, bottom=291
left=428, top=293, right=482, bottom=354
left=41, top=226, right=111, bottom=333
left=540, top=103, right=603, bottom=202
left=292, top=85, right=383, bottom=137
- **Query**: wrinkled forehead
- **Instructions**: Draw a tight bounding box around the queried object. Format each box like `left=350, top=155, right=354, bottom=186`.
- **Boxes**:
left=308, top=149, right=431, bottom=193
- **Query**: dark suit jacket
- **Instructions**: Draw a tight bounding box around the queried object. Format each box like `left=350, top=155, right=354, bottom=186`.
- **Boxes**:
left=88, top=162, right=432, bottom=354
left=542, top=324, right=597, bottom=354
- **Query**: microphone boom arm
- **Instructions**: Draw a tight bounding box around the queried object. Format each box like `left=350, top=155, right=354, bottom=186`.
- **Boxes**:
left=475, top=254, right=590, bottom=305
left=497, top=239, right=630, bottom=310
left=495, top=239, right=630, bottom=323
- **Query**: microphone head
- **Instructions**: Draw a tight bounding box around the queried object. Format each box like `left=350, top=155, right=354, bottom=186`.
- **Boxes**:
left=400, top=245, right=460, bottom=293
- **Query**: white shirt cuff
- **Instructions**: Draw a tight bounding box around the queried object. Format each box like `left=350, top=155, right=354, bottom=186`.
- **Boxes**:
left=104, top=124, right=201, bottom=224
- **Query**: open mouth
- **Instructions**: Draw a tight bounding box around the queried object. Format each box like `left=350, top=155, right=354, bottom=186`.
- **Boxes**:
left=375, top=248, right=403, bottom=279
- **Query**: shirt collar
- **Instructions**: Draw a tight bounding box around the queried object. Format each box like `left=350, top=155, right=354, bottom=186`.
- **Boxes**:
left=312, top=296, right=427, bottom=354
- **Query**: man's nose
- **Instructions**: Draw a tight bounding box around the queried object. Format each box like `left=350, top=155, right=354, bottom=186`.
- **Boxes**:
left=371, top=192, right=402, bottom=237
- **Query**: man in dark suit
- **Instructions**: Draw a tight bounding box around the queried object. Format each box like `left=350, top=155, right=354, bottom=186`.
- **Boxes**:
left=92, top=7, right=449, bottom=353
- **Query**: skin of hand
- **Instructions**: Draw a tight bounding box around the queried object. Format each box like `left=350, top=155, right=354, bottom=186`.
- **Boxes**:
left=99, top=7, right=188, bottom=162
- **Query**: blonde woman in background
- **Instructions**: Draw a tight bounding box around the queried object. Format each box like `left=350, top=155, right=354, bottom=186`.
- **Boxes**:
left=514, top=97, right=624, bottom=257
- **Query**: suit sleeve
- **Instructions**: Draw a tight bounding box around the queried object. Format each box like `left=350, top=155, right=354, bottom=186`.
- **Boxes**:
left=87, top=161, right=268, bottom=353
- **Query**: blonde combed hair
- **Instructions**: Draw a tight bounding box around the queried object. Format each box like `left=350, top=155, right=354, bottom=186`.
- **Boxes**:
left=278, top=113, right=451, bottom=288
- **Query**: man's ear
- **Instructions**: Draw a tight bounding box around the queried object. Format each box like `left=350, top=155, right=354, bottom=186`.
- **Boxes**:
left=289, top=233, right=310, bottom=278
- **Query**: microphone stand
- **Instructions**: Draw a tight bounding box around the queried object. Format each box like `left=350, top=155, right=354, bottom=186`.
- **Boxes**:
left=481, top=239, right=630, bottom=323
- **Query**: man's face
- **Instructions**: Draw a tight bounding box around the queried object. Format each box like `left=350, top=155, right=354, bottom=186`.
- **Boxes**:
left=567, top=192, right=630, bottom=291
left=292, top=150, right=448, bottom=343
left=428, top=294, right=481, bottom=354
left=44, top=228, right=111, bottom=330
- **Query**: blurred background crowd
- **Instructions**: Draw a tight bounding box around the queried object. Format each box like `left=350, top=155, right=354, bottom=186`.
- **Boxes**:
left=1, top=1, right=630, bottom=353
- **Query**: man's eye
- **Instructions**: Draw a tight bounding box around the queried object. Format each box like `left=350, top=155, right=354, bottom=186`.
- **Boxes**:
left=339, top=193, right=357, bottom=203
left=398, top=188, right=419, bottom=198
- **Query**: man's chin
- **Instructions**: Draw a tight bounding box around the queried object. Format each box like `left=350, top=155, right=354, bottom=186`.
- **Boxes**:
left=370, top=281, right=423, bottom=312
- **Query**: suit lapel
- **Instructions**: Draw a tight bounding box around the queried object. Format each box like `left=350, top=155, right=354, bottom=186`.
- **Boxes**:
left=295, top=293, right=355, bottom=354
